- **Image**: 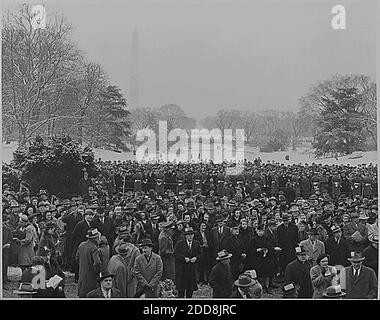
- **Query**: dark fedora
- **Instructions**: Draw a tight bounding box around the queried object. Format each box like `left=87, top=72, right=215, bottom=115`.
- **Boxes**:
left=215, top=214, right=224, bottom=223
left=234, top=274, right=255, bottom=288
left=347, top=251, right=365, bottom=262
left=307, top=228, right=318, bottom=235
left=86, top=228, right=100, bottom=239
left=115, top=224, right=129, bottom=235
left=184, top=227, right=196, bottom=235
left=140, top=238, right=154, bottom=248
left=115, top=243, right=129, bottom=255
left=98, top=271, right=115, bottom=283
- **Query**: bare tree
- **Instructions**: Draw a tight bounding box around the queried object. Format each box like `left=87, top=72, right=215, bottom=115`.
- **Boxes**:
left=2, top=4, right=81, bottom=146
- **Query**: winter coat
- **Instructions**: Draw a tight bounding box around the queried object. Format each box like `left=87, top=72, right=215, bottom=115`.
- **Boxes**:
left=325, top=236, right=350, bottom=267
left=134, top=252, right=163, bottom=298
left=341, top=265, right=377, bottom=299
left=209, top=262, right=233, bottom=298
left=174, top=239, right=201, bottom=292
left=299, top=239, right=325, bottom=267
left=75, top=239, right=103, bottom=298
left=285, top=259, right=313, bottom=298
left=310, top=265, right=336, bottom=298
left=107, top=254, right=128, bottom=297
left=17, top=224, right=36, bottom=266
left=158, top=231, right=175, bottom=281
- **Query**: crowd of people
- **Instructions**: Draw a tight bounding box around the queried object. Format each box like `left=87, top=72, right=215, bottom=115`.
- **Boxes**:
left=2, top=159, right=378, bottom=299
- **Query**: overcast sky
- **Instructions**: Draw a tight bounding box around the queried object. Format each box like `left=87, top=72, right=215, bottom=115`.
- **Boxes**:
left=4, top=0, right=377, bottom=118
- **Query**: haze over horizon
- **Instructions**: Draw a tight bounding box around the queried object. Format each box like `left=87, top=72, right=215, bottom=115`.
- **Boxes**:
left=3, top=0, right=377, bottom=119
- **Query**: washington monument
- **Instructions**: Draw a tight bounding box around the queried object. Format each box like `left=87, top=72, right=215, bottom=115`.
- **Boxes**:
left=130, top=28, right=139, bottom=108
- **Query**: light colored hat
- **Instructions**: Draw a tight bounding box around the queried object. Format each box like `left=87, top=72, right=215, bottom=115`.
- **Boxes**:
left=243, top=269, right=257, bottom=280
left=216, top=249, right=232, bottom=261
left=323, top=285, right=346, bottom=298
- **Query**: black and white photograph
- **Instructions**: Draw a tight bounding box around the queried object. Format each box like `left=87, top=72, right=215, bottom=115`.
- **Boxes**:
left=1, top=0, right=379, bottom=305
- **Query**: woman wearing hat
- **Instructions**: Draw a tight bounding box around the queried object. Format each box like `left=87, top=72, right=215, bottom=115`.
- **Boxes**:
left=37, top=222, right=59, bottom=261
left=174, top=227, right=201, bottom=298
left=16, top=215, right=36, bottom=272
left=310, top=254, right=337, bottom=298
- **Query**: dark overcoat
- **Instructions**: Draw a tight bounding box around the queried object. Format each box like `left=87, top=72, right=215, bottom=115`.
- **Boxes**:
left=209, top=262, right=233, bottom=298
left=174, top=239, right=201, bottom=292
left=284, top=259, right=313, bottom=298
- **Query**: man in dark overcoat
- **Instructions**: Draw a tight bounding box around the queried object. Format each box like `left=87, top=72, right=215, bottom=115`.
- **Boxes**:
left=92, top=206, right=115, bottom=249
left=223, top=226, right=244, bottom=281
left=341, top=251, right=377, bottom=299
left=174, top=227, right=201, bottom=298
left=362, top=236, right=378, bottom=276
left=75, top=228, right=103, bottom=297
left=209, top=249, right=233, bottom=298
left=325, top=225, right=350, bottom=266
left=71, top=209, right=95, bottom=280
left=277, top=213, right=299, bottom=277
left=209, top=214, right=231, bottom=264
left=284, top=246, right=313, bottom=298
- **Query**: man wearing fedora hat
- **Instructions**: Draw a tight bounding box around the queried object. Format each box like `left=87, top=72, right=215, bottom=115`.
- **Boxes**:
left=209, top=249, right=233, bottom=298
left=134, top=238, right=163, bottom=298
left=277, top=212, right=299, bottom=278
left=71, top=208, right=96, bottom=281
left=107, top=242, right=131, bottom=297
left=362, top=235, right=378, bottom=276
left=112, top=224, right=130, bottom=254
left=75, top=228, right=103, bottom=297
left=343, top=211, right=368, bottom=252
left=174, top=227, right=201, bottom=298
left=158, top=220, right=175, bottom=281
left=284, top=246, right=313, bottom=298
left=230, top=274, right=257, bottom=298
left=340, top=251, right=377, bottom=299
left=209, top=214, right=231, bottom=265
left=325, top=225, right=350, bottom=267
left=322, top=284, right=346, bottom=299
left=299, top=228, right=325, bottom=267
left=87, top=272, right=122, bottom=298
